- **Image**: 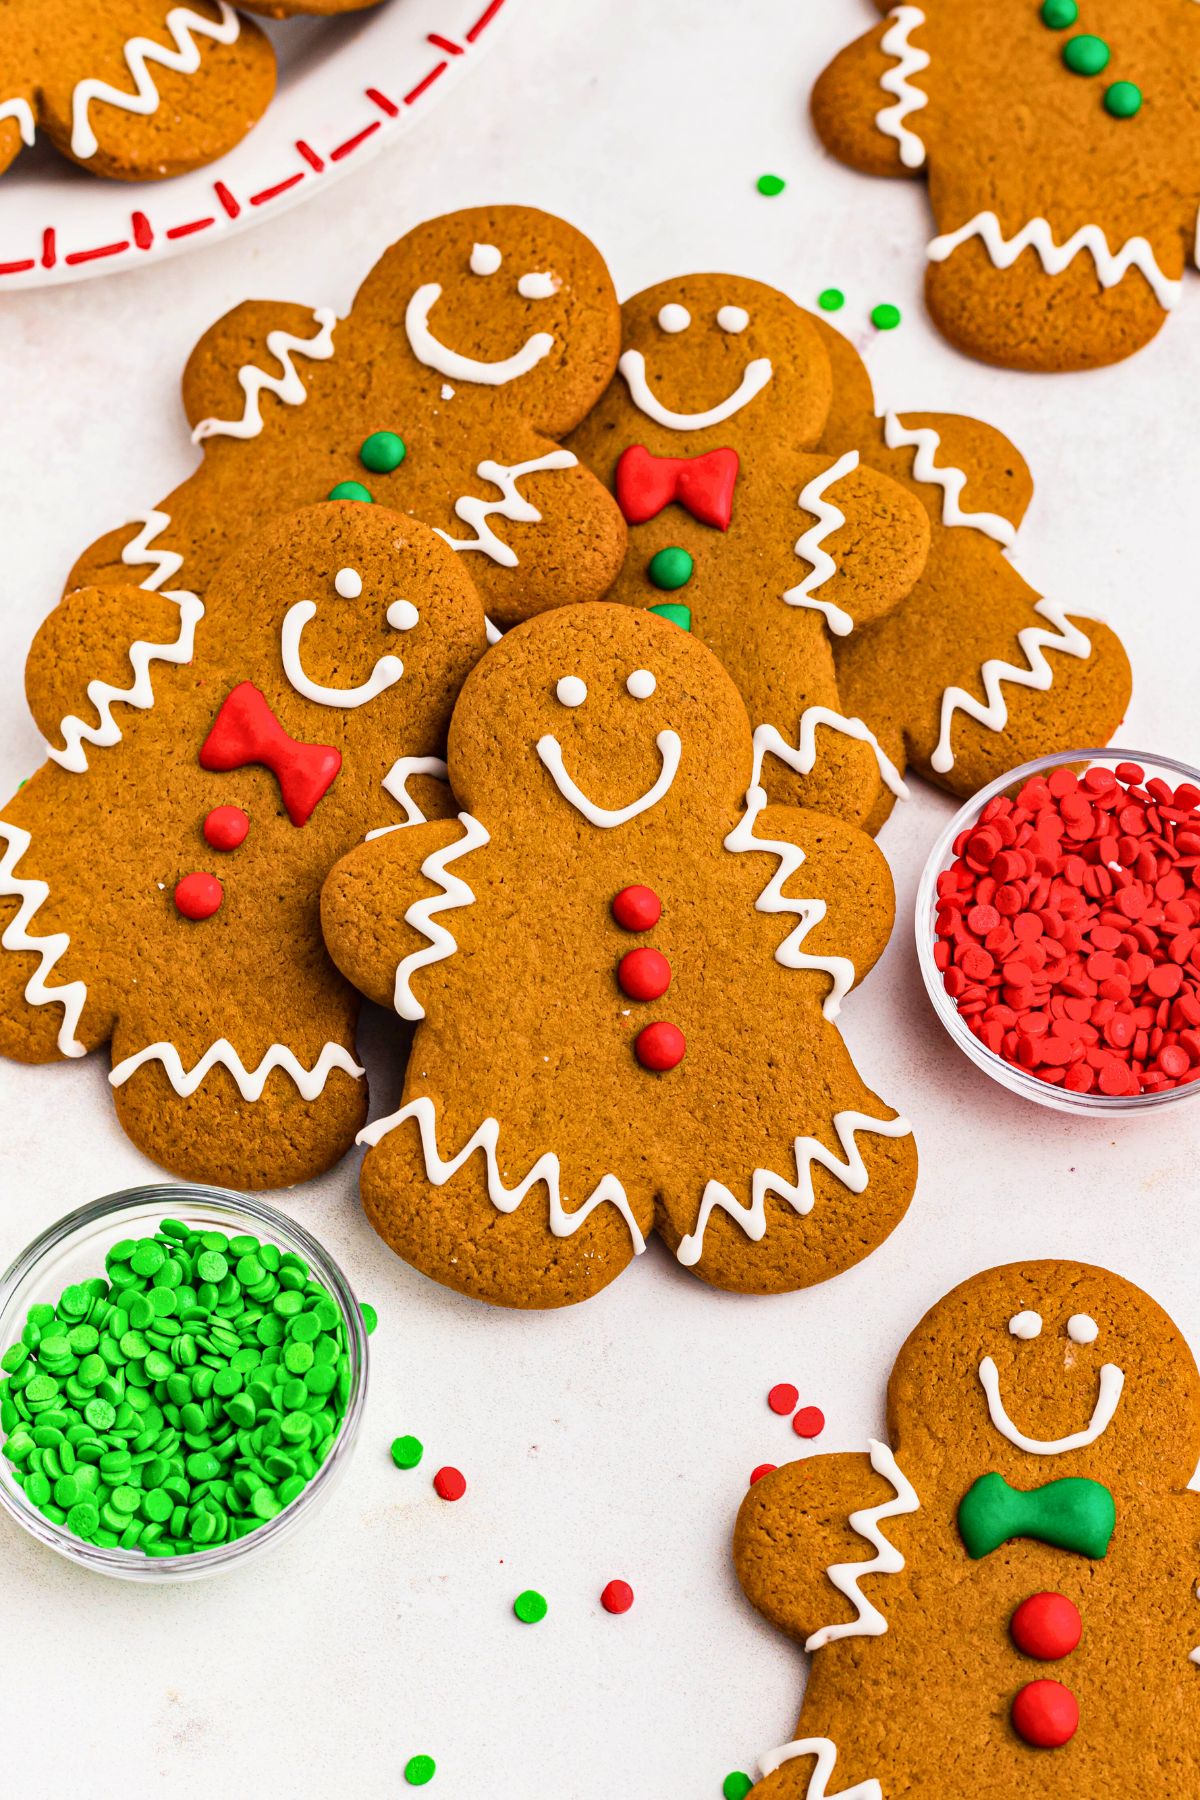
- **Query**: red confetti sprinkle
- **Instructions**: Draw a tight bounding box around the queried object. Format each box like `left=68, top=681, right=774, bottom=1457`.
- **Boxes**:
left=932, top=762, right=1200, bottom=1098
left=768, top=1383, right=799, bottom=1415
left=792, top=1406, right=825, bottom=1439
left=173, top=872, right=223, bottom=920
left=749, top=1463, right=777, bottom=1486
left=600, top=1579, right=634, bottom=1615
left=433, top=1466, right=466, bottom=1502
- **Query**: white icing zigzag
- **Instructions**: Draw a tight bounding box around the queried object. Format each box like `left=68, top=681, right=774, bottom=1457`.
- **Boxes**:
left=0, top=823, right=89, bottom=1058
left=751, top=716, right=909, bottom=804
left=366, top=756, right=450, bottom=838
left=357, top=1094, right=648, bottom=1252
left=191, top=307, right=337, bottom=443
left=882, top=413, right=1016, bottom=547
left=108, top=1038, right=364, bottom=1100
left=805, top=1441, right=920, bottom=1651
left=675, top=1108, right=912, bottom=1269
left=71, top=2, right=242, bottom=160
left=724, top=783, right=857, bottom=1018
left=436, top=451, right=578, bottom=568
left=931, top=598, right=1091, bottom=775
left=875, top=5, right=928, bottom=171
left=785, top=451, right=859, bottom=637
left=393, top=813, right=490, bottom=1020
left=47, top=510, right=204, bottom=774
left=0, top=97, right=36, bottom=148
left=759, top=1735, right=881, bottom=1800
left=927, top=212, right=1182, bottom=311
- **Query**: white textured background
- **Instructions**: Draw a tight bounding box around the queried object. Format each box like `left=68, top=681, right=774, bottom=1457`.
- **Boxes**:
left=0, top=1, right=1198, bottom=1794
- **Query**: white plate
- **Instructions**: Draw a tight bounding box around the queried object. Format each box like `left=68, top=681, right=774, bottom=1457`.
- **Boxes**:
left=0, top=0, right=515, bottom=289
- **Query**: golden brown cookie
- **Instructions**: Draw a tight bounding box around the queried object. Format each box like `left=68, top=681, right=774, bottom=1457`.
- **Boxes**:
left=321, top=602, right=916, bottom=1310
left=0, top=502, right=485, bottom=1188
left=565, top=275, right=930, bottom=830
left=811, top=2, right=1200, bottom=370
left=808, top=312, right=1131, bottom=826
left=69, top=205, right=625, bottom=633
left=735, top=1259, right=1200, bottom=1794
left=1, top=0, right=278, bottom=181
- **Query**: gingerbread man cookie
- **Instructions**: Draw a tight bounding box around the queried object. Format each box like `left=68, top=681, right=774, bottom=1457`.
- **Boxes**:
left=812, top=3, right=1200, bottom=370
left=69, top=206, right=625, bottom=654
left=735, top=1260, right=1200, bottom=1795
left=0, top=502, right=485, bottom=1188
left=565, top=275, right=931, bottom=829
left=0, top=0, right=395, bottom=183
left=321, top=602, right=916, bottom=1309
left=809, top=310, right=1131, bottom=825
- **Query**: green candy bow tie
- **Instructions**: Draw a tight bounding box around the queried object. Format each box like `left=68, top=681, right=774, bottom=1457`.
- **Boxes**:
left=958, top=1471, right=1115, bottom=1561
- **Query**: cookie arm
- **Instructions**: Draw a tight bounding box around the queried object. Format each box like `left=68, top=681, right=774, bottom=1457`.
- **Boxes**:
left=793, top=452, right=930, bottom=633
left=734, top=1451, right=894, bottom=1645
left=181, top=299, right=337, bottom=441
left=811, top=12, right=929, bottom=180
left=321, top=817, right=482, bottom=1013
left=880, top=411, right=1035, bottom=538
left=759, top=802, right=895, bottom=983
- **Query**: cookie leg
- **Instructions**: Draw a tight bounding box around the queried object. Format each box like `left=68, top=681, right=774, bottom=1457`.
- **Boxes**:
left=359, top=1104, right=651, bottom=1310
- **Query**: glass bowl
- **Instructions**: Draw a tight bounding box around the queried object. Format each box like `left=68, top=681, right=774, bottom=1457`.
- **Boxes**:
left=915, top=747, right=1200, bottom=1118
left=0, top=1183, right=368, bottom=1581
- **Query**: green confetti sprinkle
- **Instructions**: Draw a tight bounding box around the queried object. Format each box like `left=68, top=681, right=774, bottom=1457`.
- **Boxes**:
left=755, top=173, right=786, bottom=197
left=513, top=1588, right=548, bottom=1624
left=723, top=1775, right=754, bottom=1800
left=870, top=303, right=902, bottom=331
left=360, top=1302, right=378, bottom=1336
left=404, top=1754, right=437, bottom=1786
left=817, top=287, right=845, bottom=312
left=391, top=1434, right=424, bottom=1469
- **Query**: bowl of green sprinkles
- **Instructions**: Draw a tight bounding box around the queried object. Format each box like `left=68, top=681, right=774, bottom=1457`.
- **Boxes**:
left=0, top=1184, right=368, bottom=1580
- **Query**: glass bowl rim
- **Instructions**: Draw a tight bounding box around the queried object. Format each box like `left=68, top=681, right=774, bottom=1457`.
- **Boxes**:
left=914, top=745, right=1200, bottom=1116
left=0, top=1181, right=368, bottom=1578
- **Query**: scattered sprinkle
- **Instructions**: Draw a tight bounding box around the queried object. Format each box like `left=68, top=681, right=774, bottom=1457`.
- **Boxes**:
left=767, top=1382, right=799, bottom=1415
left=756, top=173, right=786, bottom=197
left=391, top=1435, right=424, bottom=1470
left=817, top=287, right=845, bottom=312
left=723, top=1773, right=754, bottom=1799
left=601, top=1579, right=634, bottom=1615
left=749, top=1463, right=777, bottom=1486
left=513, top=1588, right=548, bottom=1624
left=360, top=1302, right=378, bottom=1335
left=433, top=1465, right=466, bottom=1502
left=792, top=1405, right=826, bottom=1439
left=404, top=1753, right=437, bottom=1786
left=870, top=303, right=902, bottom=331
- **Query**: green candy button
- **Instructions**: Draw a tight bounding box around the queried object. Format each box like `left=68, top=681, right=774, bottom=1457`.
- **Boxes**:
left=360, top=430, right=406, bottom=473
left=328, top=480, right=374, bottom=503
left=647, top=546, right=694, bottom=591
left=1063, top=33, right=1110, bottom=75
left=404, top=1755, right=436, bottom=1786
left=513, top=1588, right=548, bottom=1624
left=647, top=602, right=691, bottom=632
left=1040, top=0, right=1077, bottom=26
left=1104, top=79, right=1142, bottom=118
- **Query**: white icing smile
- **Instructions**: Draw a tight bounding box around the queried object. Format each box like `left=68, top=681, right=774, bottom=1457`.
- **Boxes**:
left=617, top=348, right=773, bottom=431
left=281, top=602, right=403, bottom=708
left=978, top=1353, right=1125, bottom=1456
left=405, top=284, right=554, bottom=386
left=536, top=730, right=681, bottom=827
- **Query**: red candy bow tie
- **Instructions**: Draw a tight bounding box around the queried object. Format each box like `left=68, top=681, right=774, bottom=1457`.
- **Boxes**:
left=615, top=444, right=739, bottom=531
left=200, top=682, right=341, bottom=827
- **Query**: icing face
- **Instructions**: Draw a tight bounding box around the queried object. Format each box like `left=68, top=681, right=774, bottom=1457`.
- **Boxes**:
left=279, top=565, right=413, bottom=709
left=619, top=296, right=773, bottom=429
left=981, top=1302, right=1124, bottom=1455
left=537, top=667, right=681, bottom=828
left=404, top=238, right=568, bottom=387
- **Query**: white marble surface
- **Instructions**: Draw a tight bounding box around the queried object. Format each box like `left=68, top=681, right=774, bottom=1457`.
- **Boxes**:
left=1, top=1, right=1198, bottom=1794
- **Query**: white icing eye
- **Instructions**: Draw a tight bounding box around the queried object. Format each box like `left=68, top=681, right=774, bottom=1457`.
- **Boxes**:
left=657, top=304, right=691, bottom=334
left=626, top=669, right=656, bottom=700
left=1067, top=1314, right=1099, bottom=1345
left=1009, top=1311, right=1043, bottom=1340
left=717, top=305, right=749, bottom=334
left=334, top=567, right=362, bottom=599
left=387, top=600, right=419, bottom=631
left=556, top=676, right=587, bottom=707
left=470, top=243, right=501, bottom=276
left=518, top=271, right=557, bottom=299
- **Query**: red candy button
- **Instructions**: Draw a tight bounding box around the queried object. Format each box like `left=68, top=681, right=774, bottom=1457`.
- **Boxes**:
left=1011, top=1678, right=1079, bottom=1749
left=1011, top=1592, right=1082, bottom=1662
left=618, top=947, right=671, bottom=1001
left=600, top=1579, right=634, bottom=1615
left=749, top=1463, right=777, bottom=1486
left=768, top=1383, right=799, bottom=1415
left=203, top=805, right=250, bottom=851
left=433, top=1466, right=466, bottom=1502
left=174, top=872, right=223, bottom=920
left=792, top=1406, right=825, bottom=1440
left=634, top=1021, right=685, bottom=1071
left=612, top=885, right=662, bottom=932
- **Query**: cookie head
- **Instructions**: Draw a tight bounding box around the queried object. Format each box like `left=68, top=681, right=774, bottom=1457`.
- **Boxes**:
left=354, top=205, right=620, bottom=434
left=615, top=275, right=831, bottom=446
left=446, top=603, right=752, bottom=830
left=891, top=1260, right=1200, bottom=1491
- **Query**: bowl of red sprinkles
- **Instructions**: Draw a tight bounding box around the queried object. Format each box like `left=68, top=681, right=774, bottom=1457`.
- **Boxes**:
left=916, top=749, right=1200, bottom=1114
